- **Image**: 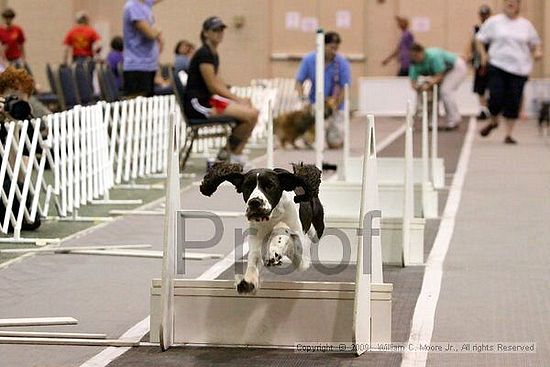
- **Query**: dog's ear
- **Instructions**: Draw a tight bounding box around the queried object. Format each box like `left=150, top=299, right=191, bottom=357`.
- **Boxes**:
left=274, top=168, right=301, bottom=192
left=200, top=162, right=244, bottom=196
left=275, top=163, right=322, bottom=203
left=292, top=163, right=321, bottom=202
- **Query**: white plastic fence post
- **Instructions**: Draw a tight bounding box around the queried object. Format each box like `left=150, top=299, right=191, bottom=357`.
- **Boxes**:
left=115, top=101, right=128, bottom=184
left=108, top=102, right=120, bottom=175
left=73, top=108, right=81, bottom=210
left=86, top=106, right=94, bottom=203
left=131, top=98, right=142, bottom=180
left=60, top=111, right=70, bottom=210
left=402, top=101, right=414, bottom=266
left=3, top=120, right=28, bottom=234
left=123, top=100, right=135, bottom=183
left=90, top=106, right=100, bottom=199
left=431, top=84, right=438, bottom=186
left=267, top=100, right=274, bottom=169
left=422, top=91, right=430, bottom=217
left=14, top=120, right=40, bottom=239
left=0, top=122, right=16, bottom=233
left=137, top=98, right=148, bottom=177
left=354, top=114, right=375, bottom=356
left=315, top=29, right=325, bottom=170
left=145, top=97, right=154, bottom=176
left=342, top=84, right=350, bottom=180
left=66, top=110, right=75, bottom=212
left=159, top=112, right=181, bottom=351
left=362, top=115, right=383, bottom=284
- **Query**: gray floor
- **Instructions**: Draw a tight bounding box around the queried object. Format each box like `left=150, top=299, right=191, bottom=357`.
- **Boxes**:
left=427, top=122, right=550, bottom=367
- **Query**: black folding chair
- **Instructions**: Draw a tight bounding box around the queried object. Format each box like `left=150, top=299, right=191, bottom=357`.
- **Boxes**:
left=169, top=67, right=236, bottom=171
left=57, top=64, right=81, bottom=110
left=73, top=62, right=96, bottom=105
left=97, top=64, right=121, bottom=103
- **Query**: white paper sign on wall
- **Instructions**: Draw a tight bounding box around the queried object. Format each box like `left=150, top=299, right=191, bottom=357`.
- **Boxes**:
left=336, top=10, right=352, bottom=29
left=301, top=17, right=319, bottom=33
left=411, top=17, right=431, bottom=33
left=285, top=11, right=300, bottom=30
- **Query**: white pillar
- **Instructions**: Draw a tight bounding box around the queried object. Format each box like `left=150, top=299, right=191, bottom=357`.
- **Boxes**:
left=342, top=84, right=350, bottom=180
left=431, top=84, right=438, bottom=186
left=315, top=29, right=325, bottom=170
left=421, top=91, right=429, bottom=217
left=267, top=100, right=274, bottom=169
left=402, top=101, right=414, bottom=266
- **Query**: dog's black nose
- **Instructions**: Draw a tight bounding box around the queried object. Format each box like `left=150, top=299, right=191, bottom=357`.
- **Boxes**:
left=248, top=198, right=263, bottom=209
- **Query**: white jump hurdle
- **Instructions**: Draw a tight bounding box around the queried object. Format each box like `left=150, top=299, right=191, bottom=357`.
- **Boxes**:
left=321, top=108, right=426, bottom=266
left=342, top=85, right=445, bottom=189
left=152, top=89, right=390, bottom=353
left=0, top=119, right=58, bottom=244
left=340, top=90, right=439, bottom=218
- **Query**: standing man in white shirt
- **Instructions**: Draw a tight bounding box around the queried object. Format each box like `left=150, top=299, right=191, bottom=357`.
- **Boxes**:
left=476, top=0, right=542, bottom=144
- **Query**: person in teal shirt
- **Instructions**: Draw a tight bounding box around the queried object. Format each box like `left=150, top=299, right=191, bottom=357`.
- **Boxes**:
left=409, top=43, right=467, bottom=130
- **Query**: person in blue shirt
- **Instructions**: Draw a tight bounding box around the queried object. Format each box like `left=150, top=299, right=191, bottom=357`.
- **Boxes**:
left=295, top=31, right=351, bottom=111
left=295, top=31, right=351, bottom=148
left=122, top=0, right=165, bottom=97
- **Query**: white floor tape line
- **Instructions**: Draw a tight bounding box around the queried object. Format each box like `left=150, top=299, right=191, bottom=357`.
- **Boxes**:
left=401, top=117, right=476, bottom=367
left=377, top=124, right=407, bottom=153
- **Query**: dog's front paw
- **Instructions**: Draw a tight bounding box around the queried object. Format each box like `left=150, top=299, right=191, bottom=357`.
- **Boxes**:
left=235, top=274, right=258, bottom=294
left=237, top=279, right=257, bottom=294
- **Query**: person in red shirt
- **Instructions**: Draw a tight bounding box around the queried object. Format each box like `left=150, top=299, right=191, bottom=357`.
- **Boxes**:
left=63, top=11, right=101, bottom=64
left=0, top=8, right=26, bottom=66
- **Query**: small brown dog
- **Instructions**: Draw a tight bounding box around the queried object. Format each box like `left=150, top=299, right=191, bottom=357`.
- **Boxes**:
left=274, top=103, right=333, bottom=149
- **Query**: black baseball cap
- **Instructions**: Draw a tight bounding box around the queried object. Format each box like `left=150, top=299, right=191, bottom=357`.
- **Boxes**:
left=202, top=16, right=227, bottom=31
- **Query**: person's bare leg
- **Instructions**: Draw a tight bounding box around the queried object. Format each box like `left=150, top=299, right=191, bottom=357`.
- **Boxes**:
left=231, top=119, right=256, bottom=154
left=218, top=102, right=259, bottom=155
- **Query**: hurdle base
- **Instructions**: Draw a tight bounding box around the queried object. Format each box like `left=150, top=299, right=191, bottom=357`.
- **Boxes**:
left=150, top=279, right=392, bottom=347
left=91, top=199, right=143, bottom=205
left=116, top=183, right=164, bottom=190
left=147, top=173, right=196, bottom=180
left=0, top=237, right=60, bottom=246
left=50, top=215, right=114, bottom=223
left=109, top=209, right=163, bottom=216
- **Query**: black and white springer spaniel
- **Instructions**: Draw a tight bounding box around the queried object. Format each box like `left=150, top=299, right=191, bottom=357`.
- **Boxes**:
left=200, top=162, right=325, bottom=294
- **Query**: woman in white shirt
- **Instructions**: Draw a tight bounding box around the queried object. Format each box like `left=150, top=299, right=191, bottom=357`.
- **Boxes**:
left=475, top=0, right=542, bottom=144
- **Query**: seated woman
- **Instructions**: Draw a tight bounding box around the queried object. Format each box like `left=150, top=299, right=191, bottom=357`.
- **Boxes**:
left=182, top=16, right=258, bottom=166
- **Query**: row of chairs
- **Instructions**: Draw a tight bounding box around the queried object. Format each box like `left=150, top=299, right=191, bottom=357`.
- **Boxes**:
left=46, top=62, right=120, bottom=111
